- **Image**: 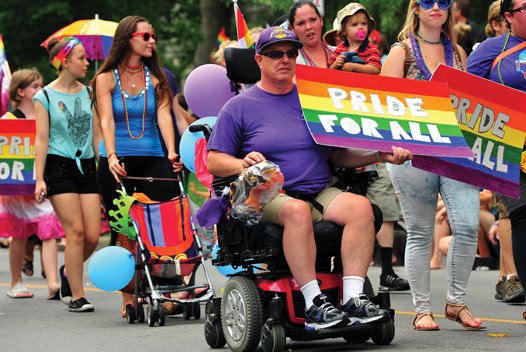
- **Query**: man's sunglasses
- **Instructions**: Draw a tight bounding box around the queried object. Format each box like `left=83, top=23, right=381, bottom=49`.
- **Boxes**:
left=131, top=32, right=157, bottom=42
left=509, top=4, right=526, bottom=14
left=416, top=0, right=453, bottom=11
left=261, top=50, right=299, bottom=59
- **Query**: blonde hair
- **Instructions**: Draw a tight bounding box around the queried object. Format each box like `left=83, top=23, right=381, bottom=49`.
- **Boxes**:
left=209, top=40, right=238, bottom=66
left=398, top=0, right=457, bottom=43
left=8, top=68, right=42, bottom=107
left=485, top=1, right=503, bottom=37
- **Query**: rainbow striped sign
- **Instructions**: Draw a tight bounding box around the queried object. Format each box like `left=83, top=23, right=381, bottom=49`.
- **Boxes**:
left=413, top=64, right=526, bottom=198
left=296, top=65, right=473, bottom=157
left=0, top=119, right=36, bottom=195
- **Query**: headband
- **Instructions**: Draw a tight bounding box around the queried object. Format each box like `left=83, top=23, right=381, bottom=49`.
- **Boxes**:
left=50, top=37, right=82, bottom=70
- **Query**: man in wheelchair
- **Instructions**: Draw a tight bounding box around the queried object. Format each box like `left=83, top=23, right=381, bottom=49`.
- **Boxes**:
left=207, top=26, right=412, bottom=331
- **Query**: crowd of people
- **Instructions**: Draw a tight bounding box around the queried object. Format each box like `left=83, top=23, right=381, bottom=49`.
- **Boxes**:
left=1, top=0, right=525, bottom=332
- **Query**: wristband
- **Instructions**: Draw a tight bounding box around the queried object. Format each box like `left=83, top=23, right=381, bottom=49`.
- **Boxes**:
left=375, top=151, right=381, bottom=163
left=107, top=152, right=117, bottom=159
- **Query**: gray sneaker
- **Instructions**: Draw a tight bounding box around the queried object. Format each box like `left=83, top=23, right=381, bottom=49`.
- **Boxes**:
left=340, top=293, right=389, bottom=324
left=503, top=276, right=526, bottom=303
left=304, top=294, right=349, bottom=330
left=495, top=276, right=506, bottom=301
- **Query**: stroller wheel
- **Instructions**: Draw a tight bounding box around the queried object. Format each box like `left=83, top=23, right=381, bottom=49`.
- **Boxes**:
left=147, top=305, right=157, bottom=327
left=193, top=302, right=201, bottom=320
left=158, top=308, right=166, bottom=326
left=183, top=303, right=192, bottom=320
left=137, top=303, right=145, bottom=323
left=125, top=304, right=136, bottom=324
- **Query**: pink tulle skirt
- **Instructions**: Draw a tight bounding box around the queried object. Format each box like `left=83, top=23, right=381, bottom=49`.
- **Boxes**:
left=0, top=196, right=65, bottom=240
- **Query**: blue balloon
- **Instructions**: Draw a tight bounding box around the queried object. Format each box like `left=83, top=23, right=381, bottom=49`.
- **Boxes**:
left=88, top=246, right=135, bottom=292
left=211, top=244, right=242, bottom=277
left=179, top=116, right=217, bottom=173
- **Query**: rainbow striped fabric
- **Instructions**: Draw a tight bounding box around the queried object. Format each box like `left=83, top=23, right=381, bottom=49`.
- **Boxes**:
left=0, top=34, right=11, bottom=116
left=296, top=65, right=473, bottom=157
left=0, top=120, right=35, bottom=195
left=129, top=194, right=197, bottom=259
left=234, top=1, right=253, bottom=49
left=414, top=65, right=526, bottom=198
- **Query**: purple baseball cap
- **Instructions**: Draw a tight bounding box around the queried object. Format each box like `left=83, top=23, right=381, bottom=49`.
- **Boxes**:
left=255, top=26, right=303, bottom=54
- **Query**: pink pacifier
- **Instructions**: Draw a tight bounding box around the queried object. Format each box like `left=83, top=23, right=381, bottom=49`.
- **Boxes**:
left=356, top=29, right=366, bottom=41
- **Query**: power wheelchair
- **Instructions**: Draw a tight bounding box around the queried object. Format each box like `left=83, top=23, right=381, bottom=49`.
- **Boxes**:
left=201, top=47, right=396, bottom=352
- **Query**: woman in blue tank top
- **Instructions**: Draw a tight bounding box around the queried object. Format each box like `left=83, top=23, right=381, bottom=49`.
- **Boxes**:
left=91, top=15, right=183, bottom=318
left=34, top=37, right=101, bottom=313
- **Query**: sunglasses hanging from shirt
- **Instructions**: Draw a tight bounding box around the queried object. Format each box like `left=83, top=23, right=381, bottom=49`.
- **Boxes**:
left=416, top=0, right=453, bottom=11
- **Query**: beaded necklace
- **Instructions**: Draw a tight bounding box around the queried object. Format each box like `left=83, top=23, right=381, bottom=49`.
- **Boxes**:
left=123, top=62, right=144, bottom=73
left=497, top=31, right=512, bottom=85
left=409, top=32, right=453, bottom=80
left=116, top=66, right=149, bottom=140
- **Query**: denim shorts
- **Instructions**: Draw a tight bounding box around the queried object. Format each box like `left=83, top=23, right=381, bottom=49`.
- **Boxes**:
left=44, top=154, right=98, bottom=196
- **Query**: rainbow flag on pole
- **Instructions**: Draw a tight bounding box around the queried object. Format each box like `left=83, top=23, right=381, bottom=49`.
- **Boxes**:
left=216, top=27, right=230, bottom=47
left=296, top=65, right=473, bottom=157
left=233, top=0, right=253, bottom=48
left=0, top=34, right=12, bottom=116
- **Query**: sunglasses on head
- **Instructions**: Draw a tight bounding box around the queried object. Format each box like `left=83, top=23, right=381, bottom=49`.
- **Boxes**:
left=131, top=32, right=157, bottom=42
left=261, top=50, right=299, bottom=59
left=416, top=0, right=453, bottom=11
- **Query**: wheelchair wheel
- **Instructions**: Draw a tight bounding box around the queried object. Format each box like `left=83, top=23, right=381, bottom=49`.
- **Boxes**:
left=125, top=304, right=136, bottom=324
left=221, top=276, right=264, bottom=352
left=342, top=330, right=372, bottom=344
left=204, top=300, right=227, bottom=348
left=193, top=301, right=201, bottom=320
left=371, top=318, right=395, bottom=345
left=260, top=321, right=286, bottom=352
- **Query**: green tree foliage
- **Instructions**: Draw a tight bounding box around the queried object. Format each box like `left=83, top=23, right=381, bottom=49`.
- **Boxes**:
left=0, top=0, right=498, bottom=87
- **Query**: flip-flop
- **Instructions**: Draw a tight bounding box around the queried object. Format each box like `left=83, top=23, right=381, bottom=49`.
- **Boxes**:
left=6, top=283, right=34, bottom=299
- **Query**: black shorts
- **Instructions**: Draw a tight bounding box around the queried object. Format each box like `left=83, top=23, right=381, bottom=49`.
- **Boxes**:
left=44, top=154, right=99, bottom=196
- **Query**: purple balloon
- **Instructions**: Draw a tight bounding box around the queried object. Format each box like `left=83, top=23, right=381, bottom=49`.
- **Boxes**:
left=184, top=64, right=236, bottom=117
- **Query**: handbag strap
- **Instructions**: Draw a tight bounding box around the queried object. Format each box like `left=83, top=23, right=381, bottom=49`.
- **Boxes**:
left=490, top=39, right=526, bottom=71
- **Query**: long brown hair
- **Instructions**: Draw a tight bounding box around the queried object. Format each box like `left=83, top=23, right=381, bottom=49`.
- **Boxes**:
left=398, top=0, right=457, bottom=43
left=90, top=15, right=170, bottom=110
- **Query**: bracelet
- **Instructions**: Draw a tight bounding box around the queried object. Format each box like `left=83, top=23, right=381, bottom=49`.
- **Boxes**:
left=107, top=152, right=117, bottom=159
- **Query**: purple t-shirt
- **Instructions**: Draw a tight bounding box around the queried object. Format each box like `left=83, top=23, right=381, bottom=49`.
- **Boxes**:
left=207, top=85, right=333, bottom=194
left=467, top=33, right=526, bottom=92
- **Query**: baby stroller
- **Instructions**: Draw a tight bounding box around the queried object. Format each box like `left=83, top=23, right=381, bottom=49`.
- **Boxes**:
left=114, top=175, right=215, bottom=327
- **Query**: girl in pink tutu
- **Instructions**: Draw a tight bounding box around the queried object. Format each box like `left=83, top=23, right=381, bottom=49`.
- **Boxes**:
left=0, top=68, right=64, bottom=299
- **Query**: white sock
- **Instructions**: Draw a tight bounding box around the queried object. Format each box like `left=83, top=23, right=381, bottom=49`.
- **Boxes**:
left=506, top=274, right=517, bottom=280
left=342, top=276, right=365, bottom=303
left=300, top=280, right=322, bottom=310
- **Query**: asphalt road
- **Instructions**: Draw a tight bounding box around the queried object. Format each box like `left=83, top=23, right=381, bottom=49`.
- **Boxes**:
left=1, top=241, right=525, bottom=352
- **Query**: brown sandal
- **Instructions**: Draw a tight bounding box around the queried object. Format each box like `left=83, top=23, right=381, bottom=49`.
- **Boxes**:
left=413, top=313, right=440, bottom=331
left=444, top=301, right=486, bottom=330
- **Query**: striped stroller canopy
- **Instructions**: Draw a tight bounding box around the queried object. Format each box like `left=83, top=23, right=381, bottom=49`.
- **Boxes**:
left=130, top=194, right=198, bottom=259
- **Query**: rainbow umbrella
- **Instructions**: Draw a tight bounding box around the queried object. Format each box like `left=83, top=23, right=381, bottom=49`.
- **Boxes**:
left=41, top=17, right=118, bottom=60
